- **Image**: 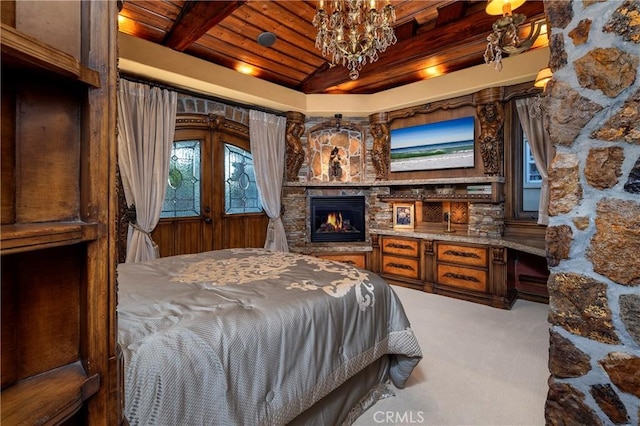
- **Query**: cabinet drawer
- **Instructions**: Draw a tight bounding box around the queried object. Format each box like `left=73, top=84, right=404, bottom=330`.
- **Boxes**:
left=382, top=255, right=419, bottom=279
left=381, top=237, right=419, bottom=257
left=317, top=253, right=366, bottom=269
left=437, top=243, right=487, bottom=267
left=437, top=264, right=487, bottom=292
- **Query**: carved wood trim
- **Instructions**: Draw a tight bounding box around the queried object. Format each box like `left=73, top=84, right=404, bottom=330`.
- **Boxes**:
left=368, top=112, right=390, bottom=180
left=307, top=116, right=364, bottom=135
left=387, top=95, right=475, bottom=124
left=491, top=246, right=506, bottom=264
left=285, top=111, right=306, bottom=182
left=174, top=113, right=249, bottom=139
left=116, top=164, right=129, bottom=265
left=422, top=239, right=434, bottom=254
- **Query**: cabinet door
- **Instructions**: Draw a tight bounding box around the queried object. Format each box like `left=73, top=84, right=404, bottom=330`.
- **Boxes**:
left=382, top=254, right=420, bottom=279
left=317, top=253, right=367, bottom=269
left=437, top=243, right=487, bottom=268
left=382, top=237, right=419, bottom=257
left=437, top=264, right=487, bottom=292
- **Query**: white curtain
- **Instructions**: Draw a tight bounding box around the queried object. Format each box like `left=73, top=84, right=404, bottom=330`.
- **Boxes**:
left=516, top=97, right=553, bottom=225
left=117, top=80, right=177, bottom=262
left=249, top=110, right=289, bottom=252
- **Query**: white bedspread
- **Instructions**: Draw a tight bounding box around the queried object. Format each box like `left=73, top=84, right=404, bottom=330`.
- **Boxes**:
left=118, top=248, right=422, bottom=425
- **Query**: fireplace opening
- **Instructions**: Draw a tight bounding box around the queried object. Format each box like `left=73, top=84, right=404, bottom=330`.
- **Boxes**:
left=310, top=196, right=365, bottom=243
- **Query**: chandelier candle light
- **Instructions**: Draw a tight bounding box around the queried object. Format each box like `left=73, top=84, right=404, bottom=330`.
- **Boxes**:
left=484, top=0, right=542, bottom=71
left=313, top=0, right=397, bottom=80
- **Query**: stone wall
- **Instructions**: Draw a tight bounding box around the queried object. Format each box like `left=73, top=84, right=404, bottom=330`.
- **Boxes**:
left=176, top=94, right=250, bottom=125
left=543, top=1, right=640, bottom=424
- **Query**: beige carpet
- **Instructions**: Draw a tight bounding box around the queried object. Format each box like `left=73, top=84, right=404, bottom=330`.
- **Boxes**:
left=354, top=285, right=550, bottom=426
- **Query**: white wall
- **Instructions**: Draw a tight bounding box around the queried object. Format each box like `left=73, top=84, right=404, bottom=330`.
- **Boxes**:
left=118, top=32, right=549, bottom=116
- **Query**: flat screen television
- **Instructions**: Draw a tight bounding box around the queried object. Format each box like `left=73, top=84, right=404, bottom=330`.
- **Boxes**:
left=390, top=116, right=475, bottom=172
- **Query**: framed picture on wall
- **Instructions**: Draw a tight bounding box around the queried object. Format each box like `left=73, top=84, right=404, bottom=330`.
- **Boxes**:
left=393, top=203, right=415, bottom=229
left=389, top=116, right=475, bottom=172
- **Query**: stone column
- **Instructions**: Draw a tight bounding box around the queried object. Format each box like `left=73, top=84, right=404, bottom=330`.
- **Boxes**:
left=543, top=1, right=640, bottom=425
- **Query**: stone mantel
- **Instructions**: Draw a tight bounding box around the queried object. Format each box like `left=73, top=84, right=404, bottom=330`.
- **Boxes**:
left=284, top=176, right=505, bottom=188
left=370, top=227, right=545, bottom=257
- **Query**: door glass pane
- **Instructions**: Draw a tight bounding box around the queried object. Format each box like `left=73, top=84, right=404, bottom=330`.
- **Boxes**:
left=224, top=143, right=262, bottom=214
left=160, top=140, right=201, bottom=218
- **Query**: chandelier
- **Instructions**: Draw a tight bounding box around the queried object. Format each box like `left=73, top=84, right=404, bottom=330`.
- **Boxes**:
left=484, top=0, right=542, bottom=71
left=313, top=0, right=397, bottom=80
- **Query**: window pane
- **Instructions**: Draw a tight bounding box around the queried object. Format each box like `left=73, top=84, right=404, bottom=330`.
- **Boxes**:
left=522, top=135, right=541, bottom=212
left=524, top=137, right=542, bottom=185
left=160, top=140, right=201, bottom=218
left=225, top=144, right=262, bottom=214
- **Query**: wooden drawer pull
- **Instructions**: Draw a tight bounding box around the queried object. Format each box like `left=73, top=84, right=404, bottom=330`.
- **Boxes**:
left=443, top=271, right=481, bottom=283
left=386, top=262, right=416, bottom=271
left=444, top=249, right=481, bottom=260
left=386, top=242, right=415, bottom=250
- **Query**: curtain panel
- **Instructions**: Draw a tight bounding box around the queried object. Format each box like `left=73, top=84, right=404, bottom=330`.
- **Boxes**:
left=249, top=110, right=289, bottom=252
left=117, top=80, right=177, bottom=262
left=516, top=97, right=553, bottom=226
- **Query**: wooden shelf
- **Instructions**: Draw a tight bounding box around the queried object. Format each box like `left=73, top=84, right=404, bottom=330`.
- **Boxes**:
left=378, top=193, right=502, bottom=203
left=0, top=222, right=100, bottom=255
left=285, top=176, right=505, bottom=188
left=0, top=23, right=100, bottom=87
left=378, top=194, right=421, bottom=202
left=422, top=193, right=498, bottom=202
left=1, top=361, right=100, bottom=425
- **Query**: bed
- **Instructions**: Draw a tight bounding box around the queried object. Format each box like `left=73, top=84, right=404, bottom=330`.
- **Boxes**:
left=117, top=248, right=422, bottom=425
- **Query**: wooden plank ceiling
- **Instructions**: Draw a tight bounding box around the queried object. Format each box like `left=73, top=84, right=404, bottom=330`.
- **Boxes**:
left=118, top=0, right=546, bottom=95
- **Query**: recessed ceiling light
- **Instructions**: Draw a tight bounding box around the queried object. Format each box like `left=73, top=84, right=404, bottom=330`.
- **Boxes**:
left=257, top=32, right=277, bottom=47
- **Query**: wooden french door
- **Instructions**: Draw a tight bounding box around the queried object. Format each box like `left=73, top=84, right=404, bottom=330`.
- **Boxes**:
left=152, top=126, right=214, bottom=257
left=152, top=114, right=269, bottom=257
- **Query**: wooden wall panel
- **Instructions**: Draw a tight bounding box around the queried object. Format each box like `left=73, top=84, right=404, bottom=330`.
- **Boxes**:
left=10, top=246, right=81, bottom=379
left=16, top=81, right=81, bottom=223
left=222, top=215, right=269, bottom=249
left=151, top=221, right=175, bottom=258
left=1, top=78, right=16, bottom=225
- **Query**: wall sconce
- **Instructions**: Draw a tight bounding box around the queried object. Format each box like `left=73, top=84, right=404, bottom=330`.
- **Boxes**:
left=484, top=0, right=543, bottom=71
left=532, top=67, right=552, bottom=117
left=534, top=67, right=552, bottom=90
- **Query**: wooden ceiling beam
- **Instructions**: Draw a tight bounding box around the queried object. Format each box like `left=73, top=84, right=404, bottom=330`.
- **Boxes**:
left=301, top=1, right=544, bottom=93
left=164, top=0, right=246, bottom=51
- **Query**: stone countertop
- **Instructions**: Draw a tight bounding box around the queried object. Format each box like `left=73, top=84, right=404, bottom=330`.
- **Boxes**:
left=370, top=227, right=546, bottom=257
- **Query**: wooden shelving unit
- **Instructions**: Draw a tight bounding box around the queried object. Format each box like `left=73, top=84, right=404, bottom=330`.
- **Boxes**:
left=0, top=222, right=99, bottom=254
left=1, top=2, right=120, bottom=424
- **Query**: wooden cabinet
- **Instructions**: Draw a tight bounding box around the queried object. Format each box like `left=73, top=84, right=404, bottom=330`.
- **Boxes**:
left=379, top=236, right=423, bottom=289
left=436, top=242, right=488, bottom=293
left=315, top=252, right=368, bottom=269
left=430, top=241, right=515, bottom=308
left=372, top=234, right=516, bottom=309
left=1, top=1, right=120, bottom=424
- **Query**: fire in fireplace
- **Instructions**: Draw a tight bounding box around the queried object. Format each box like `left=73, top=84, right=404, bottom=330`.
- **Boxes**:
left=310, top=196, right=365, bottom=243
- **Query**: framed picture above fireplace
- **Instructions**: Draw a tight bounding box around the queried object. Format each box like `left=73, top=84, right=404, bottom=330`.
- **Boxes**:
left=393, top=203, right=415, bottom=229
left=390, top=116, right=475, bottom=172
